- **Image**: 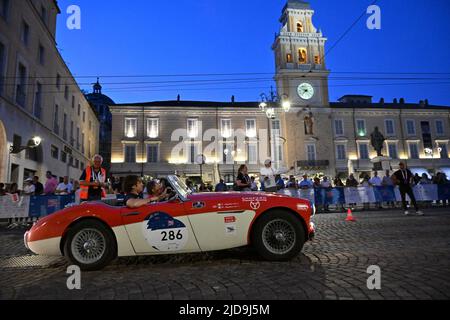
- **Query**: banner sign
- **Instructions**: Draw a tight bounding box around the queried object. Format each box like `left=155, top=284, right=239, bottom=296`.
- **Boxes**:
left=0, top=195, right=31, bottom=219
left=28, top=195, right=75, bottom=218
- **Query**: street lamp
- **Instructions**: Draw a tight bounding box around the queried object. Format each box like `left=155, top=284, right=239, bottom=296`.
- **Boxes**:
left=259, top=87, right=291, bottom=119
left=9, top=136, right=42, bottom=154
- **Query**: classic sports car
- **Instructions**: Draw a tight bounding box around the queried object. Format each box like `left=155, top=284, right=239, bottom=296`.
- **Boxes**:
left=24, top=176, right=315, bottom=271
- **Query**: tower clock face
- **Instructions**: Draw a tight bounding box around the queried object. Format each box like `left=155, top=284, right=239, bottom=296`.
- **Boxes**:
left=297, top=83, right=315, bottom=100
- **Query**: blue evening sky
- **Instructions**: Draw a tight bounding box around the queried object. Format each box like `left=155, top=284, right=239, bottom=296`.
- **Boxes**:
left=56, top=0, right=450, bottom=105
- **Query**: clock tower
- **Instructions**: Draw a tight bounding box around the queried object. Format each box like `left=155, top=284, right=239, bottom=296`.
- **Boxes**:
left=272, top=0, right=329, bottom=107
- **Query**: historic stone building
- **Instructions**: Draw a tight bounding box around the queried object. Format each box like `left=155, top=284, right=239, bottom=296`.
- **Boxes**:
left=0, top=0, right=100, bottom=187
left=110, top=0, right=450, bottom=182
left=85, top=79, right=115, bottom=174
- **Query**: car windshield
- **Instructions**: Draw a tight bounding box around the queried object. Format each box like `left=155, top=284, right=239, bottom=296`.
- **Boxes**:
left=167, top=175, right=192, bottom=200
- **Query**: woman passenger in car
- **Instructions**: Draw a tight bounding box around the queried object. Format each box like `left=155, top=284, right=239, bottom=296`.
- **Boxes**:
left=147, top=179, right=175, bottom=202
left=123, top=176, right=167, bottom=208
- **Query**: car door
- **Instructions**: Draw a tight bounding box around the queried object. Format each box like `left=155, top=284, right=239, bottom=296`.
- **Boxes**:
left=184, top=197, right=256, bottom=252
left=120, top=199, right=200, bottom=254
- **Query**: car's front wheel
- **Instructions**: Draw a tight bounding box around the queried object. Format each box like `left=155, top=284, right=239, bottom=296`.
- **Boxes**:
left=252, top=210, right=306, bottom=261
left=63, top=220, right=116, bottom=271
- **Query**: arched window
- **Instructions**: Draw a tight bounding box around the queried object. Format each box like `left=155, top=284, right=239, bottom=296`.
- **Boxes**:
left=298, top=48, right=307, bottom=64
left=296, top=22, right=303, bottom=33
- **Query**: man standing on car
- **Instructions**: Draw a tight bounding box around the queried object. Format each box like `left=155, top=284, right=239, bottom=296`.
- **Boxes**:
left=79, top=155, right=107, bottom=202
left=392, top=162, right=423, bottom=216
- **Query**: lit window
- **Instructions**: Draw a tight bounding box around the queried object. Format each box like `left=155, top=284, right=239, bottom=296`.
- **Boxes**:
left=221, top=119, right=232, bottom=138
left=187, top=119, right=199, bottom=138
left=147, top=119, right=159, bottom=138
left=286, top=53, right=293, bottom=63
left=246, top=119, right=256, bottom=138
left=314, top=55, right=321, bottom=64
left=298, top=48, right=307, bottom=64
left=356, top=120, right=366, bottom=136
left=247, top=144, right=258, bottom=164
left=124, top=118, right=137, bottom=138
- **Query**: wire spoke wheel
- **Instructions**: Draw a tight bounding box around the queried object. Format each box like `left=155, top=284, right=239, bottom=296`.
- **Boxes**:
left=262, top=219, right=296, bottom=255
left=71, top=228, right=106, bottom=264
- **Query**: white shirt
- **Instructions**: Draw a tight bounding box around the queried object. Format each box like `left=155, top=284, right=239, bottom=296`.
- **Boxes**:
left=23, top=184, right=35, bottom=195
left=369, top=176, right=382, bottom=186
left=56, top=182, right=73, bottom=194
left=321, top=181, right=331, bottom=188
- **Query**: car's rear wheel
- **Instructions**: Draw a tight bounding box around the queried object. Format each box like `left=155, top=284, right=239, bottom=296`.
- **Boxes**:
left=63, top=220, right=116, bottom=271
left=252, top=210, right=305, bottom=261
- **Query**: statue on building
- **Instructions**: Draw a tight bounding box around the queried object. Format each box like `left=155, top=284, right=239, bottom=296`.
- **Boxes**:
left=370, top=127, right=386, bottom=157
left=304, top=112, right=314, bottom=135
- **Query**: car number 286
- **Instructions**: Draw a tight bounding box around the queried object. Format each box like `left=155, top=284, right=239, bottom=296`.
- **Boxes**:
left=161, top=230, right=183, bottom=241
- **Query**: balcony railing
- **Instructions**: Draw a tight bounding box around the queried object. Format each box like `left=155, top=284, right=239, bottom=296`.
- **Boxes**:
left=297, top=160, right=330, bottom=168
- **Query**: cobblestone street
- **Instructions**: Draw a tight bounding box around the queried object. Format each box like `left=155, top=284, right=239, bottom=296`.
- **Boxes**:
left=1, top=208, right=449, bottom=300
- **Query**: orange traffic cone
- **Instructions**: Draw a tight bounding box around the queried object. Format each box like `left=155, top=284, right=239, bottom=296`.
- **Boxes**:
left=346, top=208, right=356, bottom=222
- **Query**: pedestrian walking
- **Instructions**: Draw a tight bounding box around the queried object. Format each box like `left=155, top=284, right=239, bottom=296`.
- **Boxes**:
left=392, top=162, right=423, bottom=216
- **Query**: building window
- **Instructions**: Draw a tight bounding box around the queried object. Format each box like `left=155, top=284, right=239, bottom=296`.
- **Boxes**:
left=56, top=73, right=61, bottom=89
left=147, top=144, right=159, bottom=163
left=0, top=42, right=5, bottom=95
left=314, top=55, right=321, bottom=64
left=388, top=143, right=398, bottom=159
left=356, top=119, right=366, bottom=136
left=70, top=120, right=74, bottom=146
left=68, top=156, right=74, bottom=167
left=89, top=121, right=92, bottom=131
left=0, top=0, right=10, bottom=20
left=334, top=119, right=344, bottom=136
left=124, top=145, right=136, bottom=163
left=71, top=96, right=75, bottom=109
left=80, top=162, right=85, bottom=171
left=63, top=113, right=67, bottom=140
left=306, top=144, right=316, bottom=161
left=77, top=104, right=81, bottom=116
left=147, top=118, right=159, bottom=138
left=409, top=143, right=419, bottom=159
left=271, top=119, right=281, bottom=135
left=245, top=119, right=256, bottom=138
left=385, top=119, right=395, bottom=136
left=81, top=132, right=85, bottom=154
left=221, top=119, right=232, bottom=138
left=21, top=20, right=30, bottom=46
left=286, top=53, right=293, bottom=63
left=247, top=143, right=258, bottom=164
left=38, top=44, right=45, bottom=65
left=60, top=151, right=67, bottom=163
left=187, top=119, right=199, bottom=139
left=64, top=85, right=69, bottom=100
left=26, top=146, right=38, bottom=162
left=275, top=142, right=283, bottom=162
left=33, top=82, right=42, bottom=119
left=406, top=120, right=416, bottom=135
left=124, top=118, right=137, bottom=138
left=40, top=5, right=48, bottom=25
left=336, top=144, right=347, bottom=160
left=439, top=143, right=448, bottom=159
left=436, top=120, right=444, bottom=136
left=296, top=22, right=303, bottom=33
left=53, top=105, right=59, bottom=134
left=16, top=63, right=27, bottom=107
left=298, top=48, right=307, bottom=64
left=76, top=127, right=80, bottom=150
left=82, top=111, right=86, bottom=122
left=51, top=145, right=59, bottom=159
left=358, top=143, right=369, bottom=160
left=74, top=159, right=79, bottom=169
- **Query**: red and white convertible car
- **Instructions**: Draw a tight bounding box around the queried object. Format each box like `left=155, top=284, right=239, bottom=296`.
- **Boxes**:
left=25, top=176, right=315, bottom=270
